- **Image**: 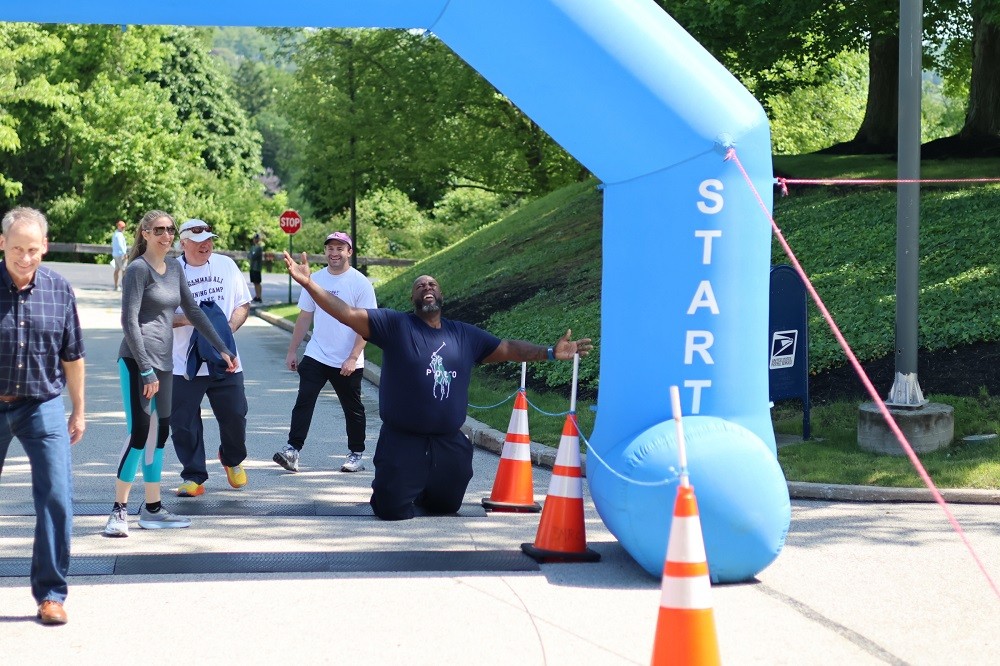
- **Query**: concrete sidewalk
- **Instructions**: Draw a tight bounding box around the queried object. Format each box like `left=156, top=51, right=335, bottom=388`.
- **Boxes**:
left=1, top=265, right=998, bottom=664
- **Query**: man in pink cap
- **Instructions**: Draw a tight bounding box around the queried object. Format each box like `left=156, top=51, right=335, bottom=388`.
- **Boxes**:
left=273, top=231, right=377, bottom=473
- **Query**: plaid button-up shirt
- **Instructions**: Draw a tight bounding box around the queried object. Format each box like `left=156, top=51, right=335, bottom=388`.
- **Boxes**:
left=0, top=261, right=85, bottom=401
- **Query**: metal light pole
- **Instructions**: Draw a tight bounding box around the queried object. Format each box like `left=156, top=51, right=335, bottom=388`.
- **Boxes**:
left=335, top=36, right=359, bottom=270
left=886, top=0, right=926, bottom=407
left=858, top=1, right=954, bottom=454
left=347, top=42, right=358, bottom=269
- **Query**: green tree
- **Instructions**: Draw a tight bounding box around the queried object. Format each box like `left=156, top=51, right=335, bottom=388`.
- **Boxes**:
left=286, top=28, right=584, bottom=256
left=924, top=0, right=1000, bottom=157
left=659, top=0, right=974, bottom=154
left=229, top=57, right=294, bottom=182
left=0, top=23, right=73, bottom=199
left=2, top=23, right=274, bottom=246
left=768, top=51, right=869, bottom=155
left=146, top=28, right=263, bottom=179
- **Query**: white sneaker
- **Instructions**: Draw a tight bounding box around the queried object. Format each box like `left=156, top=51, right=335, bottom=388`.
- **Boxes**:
left=104, top=506, right=129, bottom=537
left=341, top=452, right=365, bottom=472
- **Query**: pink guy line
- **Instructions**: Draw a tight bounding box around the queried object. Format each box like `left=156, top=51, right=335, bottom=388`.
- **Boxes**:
left=728, top=147, right=999, bottom=600
left=775, top=176, right=1000, bottom=196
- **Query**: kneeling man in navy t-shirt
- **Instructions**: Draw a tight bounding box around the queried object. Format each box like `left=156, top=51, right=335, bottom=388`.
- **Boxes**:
left=283, top=253, right=593, bottom=520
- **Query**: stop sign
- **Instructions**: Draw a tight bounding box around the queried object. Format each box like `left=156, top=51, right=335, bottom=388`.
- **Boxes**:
left=279, top=209, right=302, bottom=234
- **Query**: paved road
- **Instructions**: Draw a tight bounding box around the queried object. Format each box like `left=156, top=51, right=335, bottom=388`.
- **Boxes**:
left=0, top=262, right=997, bottom=664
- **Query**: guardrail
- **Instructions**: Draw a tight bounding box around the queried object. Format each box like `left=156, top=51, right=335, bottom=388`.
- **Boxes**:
left=47, top=242, right=415, bottom=267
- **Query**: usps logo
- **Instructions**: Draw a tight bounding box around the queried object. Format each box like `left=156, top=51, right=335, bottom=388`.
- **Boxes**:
left=769, top=330, right=798, bottom=369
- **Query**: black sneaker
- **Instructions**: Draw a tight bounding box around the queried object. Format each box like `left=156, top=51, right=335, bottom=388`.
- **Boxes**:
left=273, top=445, right=300, bottom=472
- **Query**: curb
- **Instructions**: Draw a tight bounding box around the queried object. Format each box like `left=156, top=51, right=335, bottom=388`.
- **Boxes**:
left=787, top=481, right=1000, bottom=504
left=255, top=308, right=998, bottom=505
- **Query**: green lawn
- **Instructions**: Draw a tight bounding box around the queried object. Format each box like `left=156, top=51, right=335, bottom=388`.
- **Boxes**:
left=773, top=394, right=1000, bottom=488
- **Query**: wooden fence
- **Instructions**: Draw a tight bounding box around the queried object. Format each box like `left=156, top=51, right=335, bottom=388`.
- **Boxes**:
left=47, top=242, right=415, bottom=267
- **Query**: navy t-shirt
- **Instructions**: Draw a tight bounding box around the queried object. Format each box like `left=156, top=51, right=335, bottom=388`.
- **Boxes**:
left=366, top=309, right=501, bottom=435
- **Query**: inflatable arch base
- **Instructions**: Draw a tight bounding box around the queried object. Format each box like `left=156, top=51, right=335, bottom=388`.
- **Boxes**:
left=588, top=416, right=791, bottom=582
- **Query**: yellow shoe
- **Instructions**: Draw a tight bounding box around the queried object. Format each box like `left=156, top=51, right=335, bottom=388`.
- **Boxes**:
left=219, top=452, right=248, bottom=489
left=176, top=480, right=205, bottom=497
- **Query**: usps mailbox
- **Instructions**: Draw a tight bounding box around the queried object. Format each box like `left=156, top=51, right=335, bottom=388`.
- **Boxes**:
left=769, top=264, right=810, bottom=440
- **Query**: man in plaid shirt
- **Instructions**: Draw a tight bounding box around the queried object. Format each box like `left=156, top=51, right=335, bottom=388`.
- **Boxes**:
left=0, top=207, right=86, bottom=626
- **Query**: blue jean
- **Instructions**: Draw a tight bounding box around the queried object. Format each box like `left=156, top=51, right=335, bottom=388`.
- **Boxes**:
left=0, top=396, right=73, bottom=604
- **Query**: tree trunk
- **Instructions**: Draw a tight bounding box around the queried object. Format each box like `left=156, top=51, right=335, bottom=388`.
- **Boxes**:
left=924, top=3, right=1000, bottom=158
left=820, top=34, right=899, bottom=154
left=960, top=5, right=1000, bottom=139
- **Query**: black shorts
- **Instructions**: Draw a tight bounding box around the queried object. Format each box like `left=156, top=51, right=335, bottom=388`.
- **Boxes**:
left=249, top=270, right=262, bottom=284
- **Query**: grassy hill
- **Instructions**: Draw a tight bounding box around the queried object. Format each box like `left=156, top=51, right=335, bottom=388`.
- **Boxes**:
left=772, top=155, right=1000, bottom=380
left=374, top=156, right=1000, bottom=385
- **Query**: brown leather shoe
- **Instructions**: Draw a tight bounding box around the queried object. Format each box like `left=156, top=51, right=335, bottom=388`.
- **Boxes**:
left=37, top=600, right=67, bottom=625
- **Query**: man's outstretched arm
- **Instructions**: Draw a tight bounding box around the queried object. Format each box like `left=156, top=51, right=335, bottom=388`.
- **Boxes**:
left=483, top=329, right=593, bottom=364
left=283, top=251, right=371, bottom=339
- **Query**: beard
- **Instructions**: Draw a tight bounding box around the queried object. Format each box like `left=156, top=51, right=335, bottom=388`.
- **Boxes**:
left=415, top=296, right=443, bottom=313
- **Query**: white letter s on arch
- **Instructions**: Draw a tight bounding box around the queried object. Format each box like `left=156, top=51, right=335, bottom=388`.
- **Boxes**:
left=697, top=179, right=724, bottom=214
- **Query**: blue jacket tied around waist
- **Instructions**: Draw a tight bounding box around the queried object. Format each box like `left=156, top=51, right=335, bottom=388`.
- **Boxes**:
left=186, top=301, right=236, bottom=380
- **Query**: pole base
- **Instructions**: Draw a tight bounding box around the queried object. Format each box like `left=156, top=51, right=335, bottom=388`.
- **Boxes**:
left=521, top=542, right=601, bottom=563
left=482, top=498, right=541, bottom=513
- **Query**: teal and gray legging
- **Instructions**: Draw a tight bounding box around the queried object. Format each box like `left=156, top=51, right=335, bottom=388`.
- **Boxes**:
left=115, top=357, right=173, bottom=483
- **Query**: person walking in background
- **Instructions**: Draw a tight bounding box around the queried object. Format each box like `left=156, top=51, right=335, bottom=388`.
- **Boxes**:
left=171, top=219, right=251, bottom=497
left=0, top=207, right=86, bottom=625
left=273, top=232, right=376, bottom=474
left=248, top=233, right=264, bottom=304
left=283, top=255, right=593, bottom=521
left=111, top=219, right=128, bottom=291
left=104, top=210, right=236, bottom=538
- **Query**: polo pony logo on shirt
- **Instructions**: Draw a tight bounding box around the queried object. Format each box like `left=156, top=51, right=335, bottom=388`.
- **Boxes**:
left=426, top=341, right=457, bottom=400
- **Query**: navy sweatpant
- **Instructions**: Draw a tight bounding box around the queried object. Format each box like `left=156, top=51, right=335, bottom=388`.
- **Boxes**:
left=369, top=425, right=473, bottom=521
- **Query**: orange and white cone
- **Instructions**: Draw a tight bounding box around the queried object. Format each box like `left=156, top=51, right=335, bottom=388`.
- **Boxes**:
left=521, top=413, right=600, bottom=562
left=483, top=390, right=541, bottom=512
left=651, top=483, right=720, bottom=665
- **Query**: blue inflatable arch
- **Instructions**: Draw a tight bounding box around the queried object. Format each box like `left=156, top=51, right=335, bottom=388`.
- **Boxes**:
left=5, top=0, right=790, bottom=582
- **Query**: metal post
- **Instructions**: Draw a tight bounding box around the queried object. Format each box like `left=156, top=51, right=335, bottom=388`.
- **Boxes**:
left=288, top=234, right=293, bottom=305
left=887, top=0, right=926, bottom=407
left=346, top=40, right=358, bottom=270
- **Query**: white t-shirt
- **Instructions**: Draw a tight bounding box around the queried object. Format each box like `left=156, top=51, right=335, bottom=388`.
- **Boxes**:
left=299, top=266, right=377, bottom=368
left=172, top=253, right=252, bottom=376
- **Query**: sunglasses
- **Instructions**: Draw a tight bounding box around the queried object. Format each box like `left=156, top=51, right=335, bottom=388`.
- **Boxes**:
left=147, top=226, right=176, bottom=236
left=184, top=225, right=212, bottom=235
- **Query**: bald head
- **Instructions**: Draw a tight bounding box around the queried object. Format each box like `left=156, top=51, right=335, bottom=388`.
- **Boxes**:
left=411, top=275, right=443, bottom=314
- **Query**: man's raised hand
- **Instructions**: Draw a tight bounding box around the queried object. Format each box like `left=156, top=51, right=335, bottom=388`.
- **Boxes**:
left=283, top=251, right=312, bottom=286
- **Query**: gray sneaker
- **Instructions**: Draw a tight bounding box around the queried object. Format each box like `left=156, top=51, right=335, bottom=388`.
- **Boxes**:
left=103, top=506, right=129, bottom=537
left=138, top=505, right=191, bottom=530
left=341, top=452, right=365, bottom=472
left=273, top=445, right=300, bottom=472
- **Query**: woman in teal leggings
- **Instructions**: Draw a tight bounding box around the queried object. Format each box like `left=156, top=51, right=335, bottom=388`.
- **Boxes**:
left=103, top=210, right=235, bottom=537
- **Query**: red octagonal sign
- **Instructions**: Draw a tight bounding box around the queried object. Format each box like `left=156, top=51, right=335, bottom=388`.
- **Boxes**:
left=279, top=209, right=302, bottom=234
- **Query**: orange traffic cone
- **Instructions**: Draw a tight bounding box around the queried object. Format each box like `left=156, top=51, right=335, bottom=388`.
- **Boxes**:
left=483, top=390, right=541, bottom=512
left=650, top=483, right=720, bottom=665
left=521, top=413, right=600, bottom=562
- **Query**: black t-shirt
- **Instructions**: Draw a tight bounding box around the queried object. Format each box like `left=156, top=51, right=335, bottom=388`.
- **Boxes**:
left=366, top=309, right=500, bottom=435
